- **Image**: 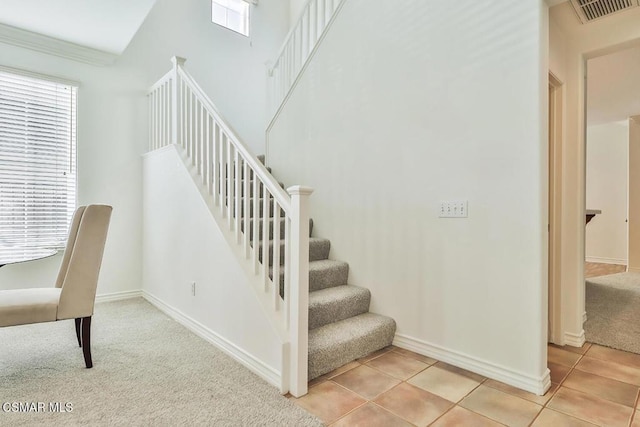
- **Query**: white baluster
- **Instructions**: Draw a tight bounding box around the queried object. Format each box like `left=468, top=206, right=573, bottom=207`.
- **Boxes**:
left=171, top=57, right=186, bottom=146
left=226, top=137, right=233, bottom=227
left=252, top=175, right=260, bottom=273
left=272, top=202, right=281, bottom=310
left=197, top=100, right=202, bottom=175
left=235, top=151, right=241, bottom=243
left=287, top=185, right=313, bottom=398
left=309, top=1, right=317, bottom=45
left=325, top=0, right=334, bottom=23
left=283, top=217, right=290, bottom=328
left=243, top=160, right=250, bottom=258
left=262, top=188, right=271, bottom=291
left=181, top=81, right=187, bottom=149
left=211, top=120, right=218, bottom=202
left=220, top=129, right=227, bottom=216
left=318, top=0, right=326, bottom=36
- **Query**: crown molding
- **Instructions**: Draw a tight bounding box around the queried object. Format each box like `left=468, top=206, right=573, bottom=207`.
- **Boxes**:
left=0, top=23, right=118, bottom=67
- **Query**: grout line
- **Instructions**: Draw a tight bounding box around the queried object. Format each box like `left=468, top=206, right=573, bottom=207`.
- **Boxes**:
left=629, top=389, right=640, bottom=427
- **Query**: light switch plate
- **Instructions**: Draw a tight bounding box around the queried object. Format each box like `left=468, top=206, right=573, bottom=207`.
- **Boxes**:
left=439, top=200, right=468, bottom=218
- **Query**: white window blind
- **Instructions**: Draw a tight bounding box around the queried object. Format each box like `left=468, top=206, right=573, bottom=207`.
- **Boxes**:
left=0, top=68, right=77, bottom=264
left=212, top=0, right=250, bottom=36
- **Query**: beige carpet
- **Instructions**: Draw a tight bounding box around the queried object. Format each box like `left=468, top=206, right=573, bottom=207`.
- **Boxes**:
left=0, top=298, right=321, bottom=426
left=585, top=272, right=640, bottom=354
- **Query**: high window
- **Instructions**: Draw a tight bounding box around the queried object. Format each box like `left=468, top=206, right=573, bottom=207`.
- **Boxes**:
left=0, top=67, right=77, bottom=264
left=211, top=0, right=250, bottom=36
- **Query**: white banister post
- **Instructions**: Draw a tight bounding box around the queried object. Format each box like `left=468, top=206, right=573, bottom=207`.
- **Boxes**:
left=287, top=185, right=313, bottom=397
left=171, top=56, right=186, bottom=146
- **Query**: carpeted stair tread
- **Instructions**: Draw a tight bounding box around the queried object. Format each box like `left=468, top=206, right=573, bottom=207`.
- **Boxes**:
left=308, top=313, right=396, bottom=379
left=308, top=285, right=371, bottom=330
left=259, top=237, right=330, bottom=265
left=309, top=260, right=349, bottom=292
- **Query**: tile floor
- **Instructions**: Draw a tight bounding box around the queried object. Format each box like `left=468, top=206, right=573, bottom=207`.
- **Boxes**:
left=290, top=263, right=636, bottom=426
left=291, top=343, right=640, bottom=426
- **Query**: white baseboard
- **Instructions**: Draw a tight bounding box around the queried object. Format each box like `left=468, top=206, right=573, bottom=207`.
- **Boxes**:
left=564, top=330, right=586, bottom=348
left=585, top=256, right=627, bottom=265
left=95, top=290, right=143, bottom=303
left=142, top=290, right=281, bottom=389
left=393, top=334, right=551, bottom=395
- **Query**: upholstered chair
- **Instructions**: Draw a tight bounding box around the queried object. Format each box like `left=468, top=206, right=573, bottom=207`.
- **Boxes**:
left=0, top=205, right=113, bottom=368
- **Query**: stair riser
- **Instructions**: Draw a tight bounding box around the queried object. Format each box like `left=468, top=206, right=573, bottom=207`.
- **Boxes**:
left=308, top=289, right=371, bottom=330
left=308, top=316, right=396, bottom=380
left=270, top=262, right=348, bottom=295
left=309, top=264, right=349, bottom=292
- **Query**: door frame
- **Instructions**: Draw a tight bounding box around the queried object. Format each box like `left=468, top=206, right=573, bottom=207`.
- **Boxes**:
left=548, top=72, right=564, bottom=344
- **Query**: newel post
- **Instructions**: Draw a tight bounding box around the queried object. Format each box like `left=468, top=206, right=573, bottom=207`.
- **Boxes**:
left=170, top=56, right=186, bottom=146
left=288, top=185, right=313, bottom=397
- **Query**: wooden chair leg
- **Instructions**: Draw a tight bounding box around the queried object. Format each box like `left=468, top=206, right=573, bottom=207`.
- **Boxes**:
left=75, top=318, right=82, bottom=347
left=81, top=316, right=93, bottom=368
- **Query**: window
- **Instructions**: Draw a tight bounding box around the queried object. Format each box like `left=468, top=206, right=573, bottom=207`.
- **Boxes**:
left=0, top=67, right=77, bottom=264
left=212, top=0, right=250, bottom=36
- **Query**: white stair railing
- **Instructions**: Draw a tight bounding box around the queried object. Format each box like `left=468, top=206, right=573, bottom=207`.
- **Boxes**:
left=267, top=0, right=346, bottom=118
left=148, top=57, right=312, bottom=397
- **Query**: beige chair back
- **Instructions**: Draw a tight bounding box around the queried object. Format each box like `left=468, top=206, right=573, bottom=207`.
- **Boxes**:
left=55, top=206, right=86, bottom=288
left=57, top=205, right=112, bottom=320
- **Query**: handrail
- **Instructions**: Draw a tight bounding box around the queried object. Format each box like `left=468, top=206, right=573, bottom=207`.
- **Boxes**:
left=267, top=0, right=346, bottom=119
left=176, top=68, right=291, bottom=214
left=147, top=57, right=312, bottom=397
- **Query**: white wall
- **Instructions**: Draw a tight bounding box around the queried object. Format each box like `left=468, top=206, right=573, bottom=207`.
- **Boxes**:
left=586, top=121, right=629, bottom=264
left=0, top=0, right=289, bottom=295
left=142, top=146, right=282, bottom=382
left=268, top=0, right=549, bottom=393
left=0, top=42, right=146, bottom=296
left=122, top=0, right=290, bottom=154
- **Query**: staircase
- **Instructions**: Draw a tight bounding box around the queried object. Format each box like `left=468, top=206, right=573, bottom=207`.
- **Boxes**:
left=146, top=0, right=395, bottom=397
left=253, top=155, right=396, bottom=380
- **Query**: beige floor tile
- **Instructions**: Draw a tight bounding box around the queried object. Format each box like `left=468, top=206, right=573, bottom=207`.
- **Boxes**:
left=531, top=408, right=598, bottom=426
left=391, top=347, right=438, bottom=365
left=632, top=410, right=640, bottom=427
left=483, top=379, right=558, bottom=405
left=308, top=361, right=360, bottom=388
left=548, top=346, right=582, bottom=367
left=373, top=382, right=453, bottom=426
left=549, top=342, right=592, bottom=355
left=330, top=403, right=411, bottom=427
left=366, top=351, right=429, bottom=380
left=332, top=365, right=400, bottom=400
left=408, top=366, right=481, bottom=403
left=548, top=362, right=571, bottom=384
left=562, top=369, right=639, bottom=407
left=547, top=386, right=633, bottom=427
left=357, top=346, right=394, bottom=363
left=433, top=361, right=486, bottom=383
left=294, top=381, right=366, bottom=424
left=576, top=356, right=640, bottom=386
left=430, top=406, right=503, bottom=427
left=459, top=385, right=542, bottom=427
left=587, top=344, right=640, bottom=370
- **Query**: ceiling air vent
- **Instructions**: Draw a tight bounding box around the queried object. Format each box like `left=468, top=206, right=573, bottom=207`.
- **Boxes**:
left=570, top=0, right=639, bottom=24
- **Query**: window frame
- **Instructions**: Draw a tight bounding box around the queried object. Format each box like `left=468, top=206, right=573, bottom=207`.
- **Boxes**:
left=0, top=65, right=79, bottom=264
left=211, top=0, right=251, bottom=37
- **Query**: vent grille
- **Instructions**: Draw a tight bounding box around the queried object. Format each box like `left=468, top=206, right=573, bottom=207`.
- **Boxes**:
left=570, top=0, right=639, bottom=23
